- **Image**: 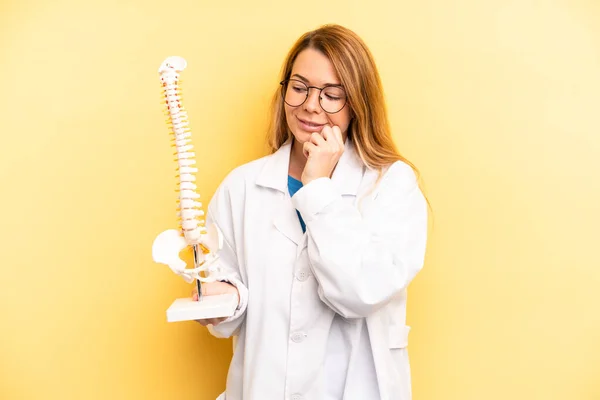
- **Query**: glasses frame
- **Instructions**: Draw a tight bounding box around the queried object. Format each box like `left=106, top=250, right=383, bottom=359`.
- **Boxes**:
left=279, top=78, right=348, bottom=114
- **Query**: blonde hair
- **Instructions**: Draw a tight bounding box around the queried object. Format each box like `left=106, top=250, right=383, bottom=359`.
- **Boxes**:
left=267, top=24, right=420, bottom=178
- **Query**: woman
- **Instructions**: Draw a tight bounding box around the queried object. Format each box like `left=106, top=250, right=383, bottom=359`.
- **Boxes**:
left=193, top=24, right=428, bottom=400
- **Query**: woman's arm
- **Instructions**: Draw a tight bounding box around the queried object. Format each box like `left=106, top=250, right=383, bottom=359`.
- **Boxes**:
left=203, top=183, right=249, bottom=339
left=292, top=161, right=428, bottom=319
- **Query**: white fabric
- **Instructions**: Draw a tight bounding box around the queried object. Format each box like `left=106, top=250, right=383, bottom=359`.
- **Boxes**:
left=206, top=138, right=428, bottom=400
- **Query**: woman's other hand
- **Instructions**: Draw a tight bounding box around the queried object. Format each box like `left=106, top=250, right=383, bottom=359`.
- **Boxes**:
left=192, top=281, right=239, bottom=326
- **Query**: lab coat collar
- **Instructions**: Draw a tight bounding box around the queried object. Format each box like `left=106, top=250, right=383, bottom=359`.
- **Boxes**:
left=255, top=136, right=365, bottom=196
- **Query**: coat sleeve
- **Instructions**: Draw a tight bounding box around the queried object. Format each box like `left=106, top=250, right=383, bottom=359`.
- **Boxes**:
left=291, top=161, right=428, bottom=319
left=203, top=179, right=249, bottom=339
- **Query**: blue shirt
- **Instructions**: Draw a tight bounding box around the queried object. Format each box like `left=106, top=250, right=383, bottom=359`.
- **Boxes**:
left=287, top=175, right=306, bottom=233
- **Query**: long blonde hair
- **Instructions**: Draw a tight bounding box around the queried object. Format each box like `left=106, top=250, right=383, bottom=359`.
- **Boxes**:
left=267, top=24, right=420, bottom=178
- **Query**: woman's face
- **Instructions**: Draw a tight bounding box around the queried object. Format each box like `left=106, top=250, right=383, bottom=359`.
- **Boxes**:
left=284, top=48, right=352, bottom=145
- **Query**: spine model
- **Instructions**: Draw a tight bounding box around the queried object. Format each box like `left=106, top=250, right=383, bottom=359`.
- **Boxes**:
left=159, top=57, right=204, bottom=244
left=152, top=56, right=223, bottom=287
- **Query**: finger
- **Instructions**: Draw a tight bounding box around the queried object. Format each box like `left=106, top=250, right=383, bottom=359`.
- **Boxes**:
left=303, top=141, right=316, bottom=158
left=322, top=125, right=341, bottom=149
left=320, top=125, right=333, bottom=142
left=331, top=126, right=343, bottom=147
left=196, top=318, right=215, bottom=326
left=310, top=132, right=326, bottom=146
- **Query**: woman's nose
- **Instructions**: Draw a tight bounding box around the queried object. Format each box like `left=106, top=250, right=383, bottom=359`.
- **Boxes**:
left=303, top=88, right=321, bottom=113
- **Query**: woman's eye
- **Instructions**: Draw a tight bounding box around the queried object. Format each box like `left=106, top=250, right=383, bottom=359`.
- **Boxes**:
left=292, top=86, right=307, bottom=92
left=325, top=94, right=341, bottom=101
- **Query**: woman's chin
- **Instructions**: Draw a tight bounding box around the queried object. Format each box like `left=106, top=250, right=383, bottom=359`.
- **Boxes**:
left=291, top=129, right=312, bottom=143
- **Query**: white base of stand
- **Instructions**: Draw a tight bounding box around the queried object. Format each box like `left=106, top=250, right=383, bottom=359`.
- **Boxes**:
left=166, top=293, right=238, bottom=322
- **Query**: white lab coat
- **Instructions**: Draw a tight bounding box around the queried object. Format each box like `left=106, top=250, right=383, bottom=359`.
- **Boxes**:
left=206, top=137, right=428, bottom=400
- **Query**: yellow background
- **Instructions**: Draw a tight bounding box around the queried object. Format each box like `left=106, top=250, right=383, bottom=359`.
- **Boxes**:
left=1, top=0, right=599, bottom=399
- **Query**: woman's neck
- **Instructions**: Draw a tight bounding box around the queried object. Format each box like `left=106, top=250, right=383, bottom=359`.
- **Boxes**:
left=288, top=139, right=307, bottom=181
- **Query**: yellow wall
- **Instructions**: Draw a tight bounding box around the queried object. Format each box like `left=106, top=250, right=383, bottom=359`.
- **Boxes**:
left=1, top=0, right=599, bottom=399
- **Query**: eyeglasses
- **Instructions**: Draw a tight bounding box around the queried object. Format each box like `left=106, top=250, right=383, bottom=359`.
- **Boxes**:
left=280, top=78, right=347, bottom=114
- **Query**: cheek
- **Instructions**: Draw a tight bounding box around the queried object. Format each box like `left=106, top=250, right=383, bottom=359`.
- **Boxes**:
left=328, top=110, right=352, bottom=133
left=284, top=105, right=296, bottom=128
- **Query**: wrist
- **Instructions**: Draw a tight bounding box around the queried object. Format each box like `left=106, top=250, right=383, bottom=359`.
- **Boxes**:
left=220, top=280, right=241, bottom=306
left=301, top=173, right=330, bottom=186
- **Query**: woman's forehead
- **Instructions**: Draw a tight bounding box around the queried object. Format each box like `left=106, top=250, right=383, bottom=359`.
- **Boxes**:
left=291, top=48, right=341, bottom=86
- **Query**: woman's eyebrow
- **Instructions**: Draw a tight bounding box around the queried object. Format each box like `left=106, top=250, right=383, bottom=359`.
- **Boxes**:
left=291, top=73, right=342, bottom=87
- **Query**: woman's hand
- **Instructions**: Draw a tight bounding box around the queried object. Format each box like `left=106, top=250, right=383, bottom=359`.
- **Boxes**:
left=192, top=281, right=240, bottom=326
left=301, top=125, right=344, bottom=185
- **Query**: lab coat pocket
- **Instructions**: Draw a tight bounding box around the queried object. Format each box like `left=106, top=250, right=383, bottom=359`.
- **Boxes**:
left=389, top=324, right=410, bottom=349
left=388, top=324, right=412, bottom=399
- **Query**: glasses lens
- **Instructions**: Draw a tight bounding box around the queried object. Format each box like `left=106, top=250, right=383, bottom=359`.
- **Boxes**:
left=284, top=80, right=308, bottom=107
left=320, top=86, right=347, bottom=113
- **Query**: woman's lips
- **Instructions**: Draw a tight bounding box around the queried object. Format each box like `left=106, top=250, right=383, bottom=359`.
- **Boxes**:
left=297, top=117, right=326, bottom=132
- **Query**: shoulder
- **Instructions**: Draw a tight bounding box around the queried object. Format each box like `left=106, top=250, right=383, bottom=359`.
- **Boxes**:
left=370, top=160, right=419, bottom=198
left=358, top=160, right=425, bottom=217
left=383, top=160, right=418, bottom=187
left=216, top=154, right=270, bottom=190
left=224, top=157, right=268, bottom=185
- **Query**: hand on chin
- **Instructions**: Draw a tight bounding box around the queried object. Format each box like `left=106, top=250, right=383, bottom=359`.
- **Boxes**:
left=300, top=125, right=344, bottom=185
